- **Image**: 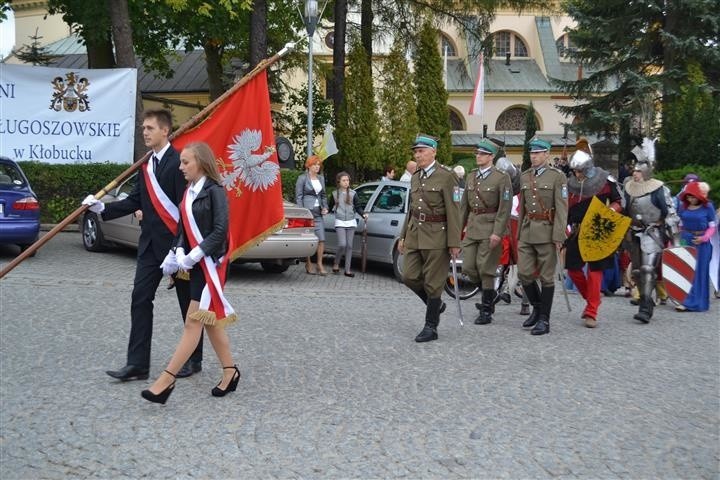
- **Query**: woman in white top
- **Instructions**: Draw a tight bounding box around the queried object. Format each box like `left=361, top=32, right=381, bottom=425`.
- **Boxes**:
left=331, top=171, right=367, bottom=277
left=295, top=155, right=329, bottom=275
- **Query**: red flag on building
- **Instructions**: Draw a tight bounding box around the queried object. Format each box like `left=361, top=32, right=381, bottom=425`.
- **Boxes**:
left=172, top=71, right=284, bottom=262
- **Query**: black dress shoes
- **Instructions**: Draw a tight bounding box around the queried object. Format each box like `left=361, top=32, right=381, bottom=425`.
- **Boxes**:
left=176, top=360, right=202, bottom=378
left=415, top=325, right=438, bottom=342
left=106, top=365, right=149, bottom=381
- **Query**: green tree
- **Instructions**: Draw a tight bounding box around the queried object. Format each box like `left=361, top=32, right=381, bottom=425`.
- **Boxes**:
left=275, top=81, right=334, bottom=163
left=336, top=42, right=382, bottom=181
left=14, top=28, right=53, bottom=66
left=413, top=22, right=452, bottom=164
left=658, top=62, right=720, bottom=169
left=47, top=1, right=116, bottom=68
left=522, top=102, right=538, bottom=171
left=379, top=40, right=419, bottom=174
left=556, top=0, right=720, bottom=164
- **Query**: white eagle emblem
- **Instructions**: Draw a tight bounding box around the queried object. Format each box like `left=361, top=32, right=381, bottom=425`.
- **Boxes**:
left=222, top=129, right=278, bottom=193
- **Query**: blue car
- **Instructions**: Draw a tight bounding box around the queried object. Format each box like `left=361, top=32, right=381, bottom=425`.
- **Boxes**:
left=0, top=157, right=40, bottom=254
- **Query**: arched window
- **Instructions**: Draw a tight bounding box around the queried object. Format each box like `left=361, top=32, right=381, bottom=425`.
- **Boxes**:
left=448, top=108, right=465, bottom=131
left=493, top=31, right=529, bottom=58
left=495, top=107, right=541, bottom=131
left=555, top=34, right=577, bottom=57
left=440, top=32, right=457, bottom=57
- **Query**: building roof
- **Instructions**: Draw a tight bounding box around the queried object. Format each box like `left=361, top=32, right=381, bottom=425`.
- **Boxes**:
left=44, top=34, right=86, bottom=56
left=452, top=132, right=605, bottom=148
left=448, top=57, right=556, bottom=93
left=49, top=50, right=209, bottom=93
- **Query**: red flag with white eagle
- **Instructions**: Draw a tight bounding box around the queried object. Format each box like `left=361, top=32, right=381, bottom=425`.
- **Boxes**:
left=172, top=71, right=285, bottom=262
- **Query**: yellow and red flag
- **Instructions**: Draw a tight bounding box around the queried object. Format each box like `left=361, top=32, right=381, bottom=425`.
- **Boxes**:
left=172, top=71, right=285, bottom=261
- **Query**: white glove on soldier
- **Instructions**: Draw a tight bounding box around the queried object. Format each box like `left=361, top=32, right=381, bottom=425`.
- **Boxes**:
left=82, top=195, right=105, bottom=214
left=160, top=250, right=179, bottom=276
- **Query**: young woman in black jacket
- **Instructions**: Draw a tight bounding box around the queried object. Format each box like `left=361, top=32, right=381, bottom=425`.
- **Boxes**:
left=142, top=142, right=239, bottom=404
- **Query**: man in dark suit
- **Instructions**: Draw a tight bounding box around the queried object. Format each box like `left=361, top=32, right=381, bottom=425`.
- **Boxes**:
left=83, top=109, right=203, bottom=380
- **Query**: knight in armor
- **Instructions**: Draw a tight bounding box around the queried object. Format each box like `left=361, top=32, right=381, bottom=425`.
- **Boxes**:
left=624, top=157, right=678, bottom=323
left=565, top=150, right=624, bottom=328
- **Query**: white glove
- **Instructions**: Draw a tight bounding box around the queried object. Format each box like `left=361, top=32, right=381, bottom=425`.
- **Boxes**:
left=188, top=246, right=205, bottom=263
left=178, top=254, right=196, bottom=271
left=178, top=246, right=204, bottom=271
left=82, top=194, right=105, bottom=214
left=175, top=248, right=187, bottom=268
left=160, top=250, right=178, bottom=276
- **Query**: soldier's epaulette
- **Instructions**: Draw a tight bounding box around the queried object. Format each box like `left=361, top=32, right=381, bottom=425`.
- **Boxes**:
left=439, top=164, right=453, bottom=172
left=521, top=167, right=534, bottom=175
left=469, top=167, right=479, bottom=174
left=548, top=166, right=564, bottom=174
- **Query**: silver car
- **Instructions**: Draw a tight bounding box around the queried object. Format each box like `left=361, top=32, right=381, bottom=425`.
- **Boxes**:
left=80, top=173, right=318, bottom=273
left=323, top=180, right=409, bottom=280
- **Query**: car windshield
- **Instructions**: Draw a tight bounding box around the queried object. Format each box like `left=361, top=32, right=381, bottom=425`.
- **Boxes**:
left=0, top=163, right=26, bottom=187
left=354, top=185, right=377, bottom=210
left=117, top=173, right=137, bottom=196
left=371, top=185, right=406, bottom=213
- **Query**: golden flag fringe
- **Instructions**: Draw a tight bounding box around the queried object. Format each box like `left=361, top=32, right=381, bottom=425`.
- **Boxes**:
left=578, top=196, right=631, bottom=262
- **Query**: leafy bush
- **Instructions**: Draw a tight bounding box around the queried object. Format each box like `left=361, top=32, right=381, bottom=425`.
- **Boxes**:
left=655, top=165, right=720, bottom=206
left=279, top=168, right=302, bottom=203
left=19, top=161, right=127, bottom=223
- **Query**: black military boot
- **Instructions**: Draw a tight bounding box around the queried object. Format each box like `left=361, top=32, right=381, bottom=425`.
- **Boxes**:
left=633, top=296, right=653, bottom=323
left=413, top=289, right=446, bottom=314
left=474, top=290, right=494, bottom=325
left=415, top=297, right=442, bottom=342
left=530, top=285, right=554, bottom=336
left=522, top=282, right=542, bottom=328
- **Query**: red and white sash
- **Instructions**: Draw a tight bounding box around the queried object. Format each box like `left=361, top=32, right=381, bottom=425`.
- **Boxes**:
left=143, top=160, right=180, bottom=235
left=180, top=185, right=237, bottom=327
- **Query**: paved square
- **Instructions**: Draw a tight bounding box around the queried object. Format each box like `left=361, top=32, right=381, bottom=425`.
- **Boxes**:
left=1, top=233, right=718, bottom=479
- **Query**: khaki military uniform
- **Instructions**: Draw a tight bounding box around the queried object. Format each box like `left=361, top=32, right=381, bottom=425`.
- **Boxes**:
left=460, top=167, right=512, bottom=289
left=400, top=163, right=462, bottom=298
left=517, top=165, right=568, bottom=286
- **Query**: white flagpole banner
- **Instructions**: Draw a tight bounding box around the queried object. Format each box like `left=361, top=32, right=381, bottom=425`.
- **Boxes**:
left=0, top=64, right=137, bottom=164
left=468, top=52, right=484, bottom=119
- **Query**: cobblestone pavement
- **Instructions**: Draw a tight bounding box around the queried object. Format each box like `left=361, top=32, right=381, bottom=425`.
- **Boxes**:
left=1, top=232, right=718, bottom=479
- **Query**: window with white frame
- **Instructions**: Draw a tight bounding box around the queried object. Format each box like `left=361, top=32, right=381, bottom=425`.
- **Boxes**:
left=493, top=31, right=529, bottom=58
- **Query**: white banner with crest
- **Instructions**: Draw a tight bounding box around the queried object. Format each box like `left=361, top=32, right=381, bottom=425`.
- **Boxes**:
left=0, top=64, right=137, bottom=164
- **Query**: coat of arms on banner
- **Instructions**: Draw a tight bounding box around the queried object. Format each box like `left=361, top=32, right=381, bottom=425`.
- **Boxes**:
left=50, top=72, right=90, bottom=112
left=222, top=128, right=278, bottom=196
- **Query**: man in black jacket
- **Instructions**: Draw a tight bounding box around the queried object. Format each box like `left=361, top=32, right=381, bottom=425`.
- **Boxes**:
left=83, top=109, right=203, bottom=380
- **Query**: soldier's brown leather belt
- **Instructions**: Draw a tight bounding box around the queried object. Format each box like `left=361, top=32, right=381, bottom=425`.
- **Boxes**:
left=527, top=211, right=553, bottom=221
left=472, top=207, right=497, bottom=214
left=412, top=211, right=447, bottom=222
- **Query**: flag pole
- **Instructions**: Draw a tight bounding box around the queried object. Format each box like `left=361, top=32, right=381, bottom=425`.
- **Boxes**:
left=0, top=43, right=296, bottom=280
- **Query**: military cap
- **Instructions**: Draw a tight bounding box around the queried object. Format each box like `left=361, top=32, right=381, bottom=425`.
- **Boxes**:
left=475, top=139, right=498, bottom=156
left=412, top=134, right=438, bottom=150
left=528, top=138, right=551, bottom=152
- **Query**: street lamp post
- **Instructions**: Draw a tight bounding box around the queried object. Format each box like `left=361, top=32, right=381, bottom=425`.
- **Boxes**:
left=303, top=0, right=319, bottom=158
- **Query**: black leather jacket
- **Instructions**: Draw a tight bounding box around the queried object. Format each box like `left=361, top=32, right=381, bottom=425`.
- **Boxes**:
left=174, top=178, right=228, bottom=262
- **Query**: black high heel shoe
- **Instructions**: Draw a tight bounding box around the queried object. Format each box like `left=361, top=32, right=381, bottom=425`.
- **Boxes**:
left=141, top=370, right=176, bottom=404
left=211, top=365, right=240, bottom=397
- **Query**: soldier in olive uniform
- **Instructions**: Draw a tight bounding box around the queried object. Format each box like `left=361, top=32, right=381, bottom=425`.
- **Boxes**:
left=460, top=139, right=512, bottom=325
left=399, top=134, right=462, bottom=342
left=517, top=139, right=569, bottom=335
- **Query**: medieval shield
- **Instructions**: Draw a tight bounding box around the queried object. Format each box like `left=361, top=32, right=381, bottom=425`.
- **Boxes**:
left=578, top=196, right=631, bottom=262
left=662, top=246, right=697, bottom=304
